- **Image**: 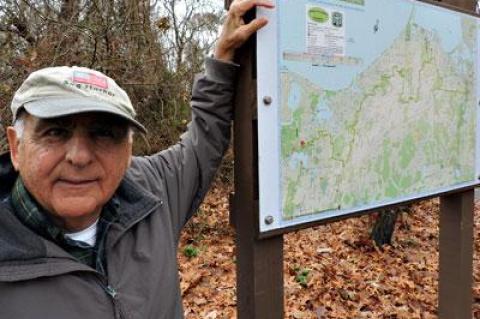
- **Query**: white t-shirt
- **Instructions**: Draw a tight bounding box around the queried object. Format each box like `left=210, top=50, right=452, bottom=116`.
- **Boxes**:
left=64, top=219, right=98, bottom=246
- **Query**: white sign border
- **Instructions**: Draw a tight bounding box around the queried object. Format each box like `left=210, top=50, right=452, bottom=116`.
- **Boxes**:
left=257, top=0, right=480, bottom=234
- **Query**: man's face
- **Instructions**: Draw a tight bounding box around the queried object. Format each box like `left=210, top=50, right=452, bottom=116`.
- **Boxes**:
left=7, top=112, right=133, bottom=231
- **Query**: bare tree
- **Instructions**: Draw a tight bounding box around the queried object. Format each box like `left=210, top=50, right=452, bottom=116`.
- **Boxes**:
left=155, top=0, right=222, bottom=71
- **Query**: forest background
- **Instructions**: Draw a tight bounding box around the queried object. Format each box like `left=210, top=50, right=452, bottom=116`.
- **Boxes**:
left=1, top=0, right=480, bottom=318
left=0, top=0, right=227, bottom=166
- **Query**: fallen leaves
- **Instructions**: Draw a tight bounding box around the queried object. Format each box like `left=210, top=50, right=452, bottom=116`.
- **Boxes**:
left=178, top=183, right=480, bottom=318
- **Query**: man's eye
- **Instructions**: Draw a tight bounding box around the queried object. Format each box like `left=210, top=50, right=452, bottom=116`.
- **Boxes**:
left=44, top=128, right=68, bottom=138
left=91, top=126, right=128, bottom=142
left=91, top=128, right=115, bottom=139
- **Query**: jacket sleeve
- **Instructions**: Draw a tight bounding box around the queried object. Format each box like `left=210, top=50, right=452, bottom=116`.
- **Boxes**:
left=132, top=57, right=237, bottom=237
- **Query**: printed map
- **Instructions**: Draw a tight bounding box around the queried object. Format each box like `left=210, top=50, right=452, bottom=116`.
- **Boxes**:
left=258, top=0, right=480, bottom=226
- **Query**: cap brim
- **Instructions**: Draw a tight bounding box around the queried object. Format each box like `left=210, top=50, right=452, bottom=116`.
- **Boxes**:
left=23, top=97, right=147, bottom=134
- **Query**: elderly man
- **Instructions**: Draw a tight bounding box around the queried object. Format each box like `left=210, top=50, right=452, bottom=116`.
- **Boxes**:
left=0, top=1, right=273, bottom=318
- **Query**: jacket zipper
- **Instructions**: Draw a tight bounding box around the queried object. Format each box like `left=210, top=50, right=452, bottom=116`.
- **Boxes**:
left=103, top=284, right=120, bottom=319
left=101, top=282, right=129, bottom=319
left=104, top=285, right=118, bottom=299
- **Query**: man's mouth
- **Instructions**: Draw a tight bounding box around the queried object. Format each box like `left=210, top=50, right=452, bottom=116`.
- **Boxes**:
left=57, top=178, right=98, bottom=186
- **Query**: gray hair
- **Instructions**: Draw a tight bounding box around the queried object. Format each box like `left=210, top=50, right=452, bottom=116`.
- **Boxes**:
left=128, top=127, right=134, bottom=143
left=13, top=116, right=25, bottom=140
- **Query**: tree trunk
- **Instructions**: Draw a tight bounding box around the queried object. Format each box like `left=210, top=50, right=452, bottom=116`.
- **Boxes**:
left=370, top=208, right=400, bottom=246
left=60, top=0, right=79, bottom=22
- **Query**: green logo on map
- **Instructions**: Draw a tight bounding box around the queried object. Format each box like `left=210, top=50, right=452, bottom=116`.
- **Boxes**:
left=308, top=7, right=329, bottom=23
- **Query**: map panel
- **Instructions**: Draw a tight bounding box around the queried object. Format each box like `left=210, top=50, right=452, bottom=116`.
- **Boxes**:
left=257, top=0, right=480, bottom=233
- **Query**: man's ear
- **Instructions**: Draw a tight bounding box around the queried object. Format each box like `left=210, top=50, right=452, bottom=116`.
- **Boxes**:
left=6, top=127, right=21, bottom=171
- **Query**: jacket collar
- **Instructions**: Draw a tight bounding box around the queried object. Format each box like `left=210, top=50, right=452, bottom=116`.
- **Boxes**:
left=108, top=170, right=160, bottom=229
left=0, top=152, right=17, bottom=202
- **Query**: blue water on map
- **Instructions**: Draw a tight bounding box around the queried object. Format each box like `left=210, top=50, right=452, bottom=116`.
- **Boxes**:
left=287, top=82, right=303, bottom=109
left=315, top=99, right=333, bottom=121
left=413, top=4, right=462, bottom=52
left=288, top=152, right=310, bottom=169
left=278, top=0, right=466, bottom=91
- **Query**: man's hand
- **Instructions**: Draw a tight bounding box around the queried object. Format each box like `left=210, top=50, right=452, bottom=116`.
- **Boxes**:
left=215, top=0, right=275, bottom=62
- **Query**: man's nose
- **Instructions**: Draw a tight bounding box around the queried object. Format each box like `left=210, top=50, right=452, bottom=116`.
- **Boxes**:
left=65, top=133, right=94, bottom=167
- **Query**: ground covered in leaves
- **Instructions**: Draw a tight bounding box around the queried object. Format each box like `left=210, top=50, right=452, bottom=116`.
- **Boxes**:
left=178, top=183, right=480, bottom=318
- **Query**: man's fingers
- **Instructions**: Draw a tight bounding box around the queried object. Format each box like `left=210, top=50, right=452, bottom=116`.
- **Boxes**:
left=238, top=17, right=269, bottom=40
left=231, top=0, right=275, bottom=16
left=215, top=0, right=274, bottom=61
left=227, top=17, right=268, bottom=49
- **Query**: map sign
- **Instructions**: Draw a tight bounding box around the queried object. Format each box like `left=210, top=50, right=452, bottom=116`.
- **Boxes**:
left=257, top=0, right=480, bottom=234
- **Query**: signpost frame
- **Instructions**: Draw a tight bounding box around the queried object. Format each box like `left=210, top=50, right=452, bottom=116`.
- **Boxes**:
left=227, top=0, right=476, bottom=318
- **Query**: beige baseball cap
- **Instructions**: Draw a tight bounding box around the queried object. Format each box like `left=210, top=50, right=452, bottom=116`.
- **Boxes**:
left=11, top=66, right=147, bottom=133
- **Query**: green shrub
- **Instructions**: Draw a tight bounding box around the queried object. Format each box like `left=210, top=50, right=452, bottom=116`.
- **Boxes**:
left=183, top=245, right=199, bottom=258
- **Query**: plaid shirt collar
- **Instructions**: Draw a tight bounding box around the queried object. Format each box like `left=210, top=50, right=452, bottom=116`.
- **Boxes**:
left=10, top=177, right=119, bottom=275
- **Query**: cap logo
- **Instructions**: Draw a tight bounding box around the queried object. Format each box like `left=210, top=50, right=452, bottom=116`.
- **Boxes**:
left=73, top=71, right=108, bottom=89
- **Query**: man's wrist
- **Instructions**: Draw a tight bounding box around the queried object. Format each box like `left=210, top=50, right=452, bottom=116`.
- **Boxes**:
left=205, top=56, right=239, bottom=84
left=214, top=48, right=234, bottom=63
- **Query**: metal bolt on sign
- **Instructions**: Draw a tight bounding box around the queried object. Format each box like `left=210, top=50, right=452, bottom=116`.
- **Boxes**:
left=264, top=215, right=274, bottom=225
left=263, top=96, right=272, bottom=105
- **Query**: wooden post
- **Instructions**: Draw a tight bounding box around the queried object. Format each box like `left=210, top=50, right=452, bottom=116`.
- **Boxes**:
left=445, top=0, right=476, bottom=11
left=233, top=34, right=285, bottom=319
left=227, top=1, right=284, bottom=318
left=438, top=190, right=474, bottom=319
left=437, top=0, right=475, bottom=316
left=430, top=0, right=476, bottom=11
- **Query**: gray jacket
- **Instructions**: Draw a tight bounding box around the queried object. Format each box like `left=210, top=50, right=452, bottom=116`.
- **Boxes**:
left=0, top=57, right=237, bottom=319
